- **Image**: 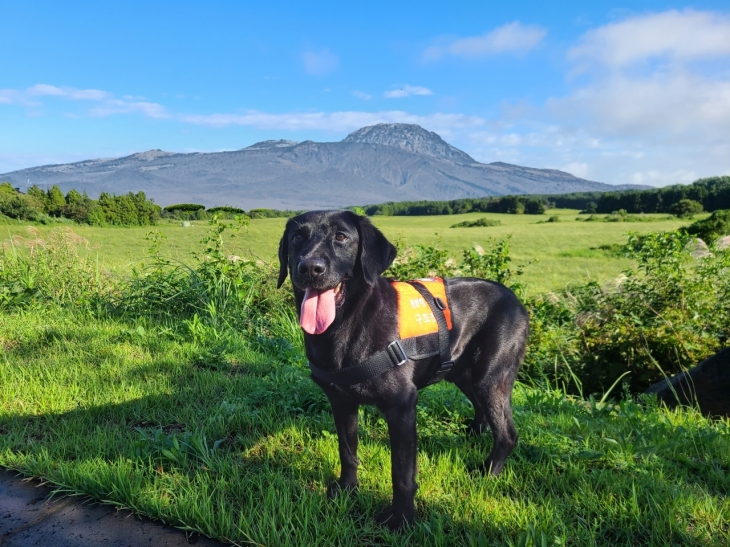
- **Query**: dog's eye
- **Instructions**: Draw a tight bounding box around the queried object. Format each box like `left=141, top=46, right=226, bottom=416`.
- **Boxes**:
left=291, top=234, right=302, bottom=244
left=335, top=232, right=347, bottom=242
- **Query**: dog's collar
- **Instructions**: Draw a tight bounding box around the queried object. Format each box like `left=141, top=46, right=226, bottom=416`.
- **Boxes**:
left=308, top=280, right=453, bottom=387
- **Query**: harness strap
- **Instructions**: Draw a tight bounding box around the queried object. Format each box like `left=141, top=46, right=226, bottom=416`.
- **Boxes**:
left=408, top=280, right=454, bottom=385
left=308, top=280, right=454, bottom=387
left=309, top=332, right=440, bottom=385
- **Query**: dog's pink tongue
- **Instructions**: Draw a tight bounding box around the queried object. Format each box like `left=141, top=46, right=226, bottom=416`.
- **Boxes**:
left=300, top=287, right=337, bottom=335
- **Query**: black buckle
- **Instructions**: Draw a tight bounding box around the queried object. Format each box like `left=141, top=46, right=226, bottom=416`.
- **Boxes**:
left=387, top=340, right=408, bottom=366
left=440, top=360, right=454, bottom=372
left=434, top=297, right=446, bottom=310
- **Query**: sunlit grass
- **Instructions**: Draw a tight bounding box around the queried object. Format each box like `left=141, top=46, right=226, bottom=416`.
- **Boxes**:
left=1, top=210, right=696, bottom=294
left=1, top=307, right=728, bottom=546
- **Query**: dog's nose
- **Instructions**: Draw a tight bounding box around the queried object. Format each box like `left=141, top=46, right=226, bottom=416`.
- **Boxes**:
left=298, top=258, right=326, bottom=278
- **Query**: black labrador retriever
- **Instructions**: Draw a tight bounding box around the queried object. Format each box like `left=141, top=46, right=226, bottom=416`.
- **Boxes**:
left=277, top=210, right=529, bottom=530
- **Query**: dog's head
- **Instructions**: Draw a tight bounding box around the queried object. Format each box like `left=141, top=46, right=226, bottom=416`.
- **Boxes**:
left=277, top=210, right=396, bottom=334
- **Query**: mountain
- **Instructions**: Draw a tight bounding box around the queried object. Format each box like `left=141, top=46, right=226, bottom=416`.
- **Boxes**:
left=0, top=124, right=649, bottom=210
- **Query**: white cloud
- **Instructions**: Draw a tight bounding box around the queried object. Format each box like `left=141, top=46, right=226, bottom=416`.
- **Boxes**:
left=424, top=22, right=546, bottom=60
left=69, top=89, right=110, bottom=100
left=302, top=49, right=339, bottom=75
left=569, top=9, right=730, bottom=68
left=352, top=90, right=372, bottom=100
left=90, top=99, right=169, bottom=119
left=180, top=110, right=486, bottom=135
left=491, top=9, right=730, bottom=186
left=0, top=89, right=18, bottom=104
left=26, top=84, right=110, bottom=100
left=548, top=71, right=730, bottom=139
left=27, top=84, right=65, bottom=96
left=0, top=83, right=166, bottom=119
left=384, top=85, right=433, bottom=99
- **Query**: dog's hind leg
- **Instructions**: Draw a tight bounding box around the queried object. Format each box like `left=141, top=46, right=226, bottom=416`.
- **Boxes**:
left=453, top=372, right=490, bottom=436
left=476, top=372, right=519, bottom=476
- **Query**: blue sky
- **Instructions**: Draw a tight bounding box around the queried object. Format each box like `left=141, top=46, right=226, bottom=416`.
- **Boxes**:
left=2, top=0, right=729, bottom=186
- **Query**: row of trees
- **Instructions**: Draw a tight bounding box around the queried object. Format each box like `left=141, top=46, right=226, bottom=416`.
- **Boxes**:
left=162, top=204, right=300, bottom=220
left=361, top=195, right=547, bottom=216
left=592, top=177, right=730, bottom=214
left=0, top=183, right=160, bottom=226
left=3, top=176, right=729, bottom=225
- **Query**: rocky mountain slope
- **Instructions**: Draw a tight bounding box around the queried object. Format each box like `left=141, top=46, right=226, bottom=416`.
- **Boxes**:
left=1, top=124, right=647, bottom=209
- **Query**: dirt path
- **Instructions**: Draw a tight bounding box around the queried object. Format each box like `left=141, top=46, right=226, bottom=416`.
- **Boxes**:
left=0, top=469, right=227, bottom=546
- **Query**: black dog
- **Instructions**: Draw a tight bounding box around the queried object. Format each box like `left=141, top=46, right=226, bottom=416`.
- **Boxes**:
left=277, top=210, right=529, bottom=530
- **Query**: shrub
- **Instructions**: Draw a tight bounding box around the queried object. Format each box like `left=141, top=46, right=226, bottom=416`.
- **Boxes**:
left=526, top=231, right=730, bottom=394
left=670, top=198, right=703, bottom=218
left=450, top=218, right=501, bottom=228
left=164, top=203, right=206, bottom=213
left=687, top=209, right=730, bottom=241
left=0, top=228, right=112, bottom=308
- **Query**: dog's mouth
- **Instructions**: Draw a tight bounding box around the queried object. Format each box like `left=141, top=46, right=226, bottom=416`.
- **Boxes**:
left=299, top=280, right=347, bottom=335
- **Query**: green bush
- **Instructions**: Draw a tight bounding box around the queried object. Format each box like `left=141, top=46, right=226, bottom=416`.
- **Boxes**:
left=526, top=231, right=730, bottom=394
left=449, top=217, right=501, bottom=228
left=670, top=198, right=703, bottom=218
left=687, top=209, right=730, bottom=242
left=163, top=203, right=206, bottom=213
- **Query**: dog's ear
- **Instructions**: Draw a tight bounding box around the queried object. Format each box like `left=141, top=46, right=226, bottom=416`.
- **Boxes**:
left=356, top=214, right=397, bottom=285
left=277, top=222, right=290, bottom=289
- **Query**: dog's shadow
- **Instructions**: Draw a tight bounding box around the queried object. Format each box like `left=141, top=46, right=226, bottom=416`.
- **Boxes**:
left=0, top=328, right=542, bottom=541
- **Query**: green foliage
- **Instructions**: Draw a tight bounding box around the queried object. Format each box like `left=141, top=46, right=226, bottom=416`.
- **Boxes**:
left=526, top=231, right=730, bottom=394
left=670, top=198, right=703, bottom=218
left=207, top=205, right=245, bottom=214
left=687, top=209, right=730, bottom=242
left=582, top=201, right=598, bottom=214
left=596, top=176, right=730, bottom=214
left=387, top=238, right=525, bottom=292
left=0, top=227, right=109, bottom=309
left=247, top=208, right=303, bottom=219
left=580, top=211, right=671, bottom=223
left=0, top=183, right=160, bottom=226
left=163, top=203, right=206, bottom=212
left=363, top=195, right=547, bottom=216
left=450, top=217, right=501, bottom=228
left=96, top=191, right=160, bottom=226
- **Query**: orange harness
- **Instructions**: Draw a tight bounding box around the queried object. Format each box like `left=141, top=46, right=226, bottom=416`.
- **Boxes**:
left=308, top=277, right=454, bottom=387
left=391, top=278, right=453, bottom=339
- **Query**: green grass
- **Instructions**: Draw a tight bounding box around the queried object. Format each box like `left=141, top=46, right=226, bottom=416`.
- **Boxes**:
left=1, top=307, right=728, bottom=546
left=1, top=210, right=696, bottom=294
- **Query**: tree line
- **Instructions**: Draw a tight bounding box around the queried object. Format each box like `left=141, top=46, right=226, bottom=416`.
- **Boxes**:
left=361, top=195, right=547, bottom=216
left=161, top=204, right=301, bottom=220
left=0, top=183, right=160, bottom=226
left=3, top=175, right=729, bottom=225
left=591, top=176, right=730, bottom=214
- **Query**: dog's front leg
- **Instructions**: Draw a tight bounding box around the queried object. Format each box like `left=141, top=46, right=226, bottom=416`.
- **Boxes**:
left=325, top=395, right=360, bottom=497
left=376, top=388, right=418, bottom=530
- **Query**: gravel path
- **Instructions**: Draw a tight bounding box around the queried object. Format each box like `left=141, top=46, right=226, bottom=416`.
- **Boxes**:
left=0, top=469, right=226, bottom=547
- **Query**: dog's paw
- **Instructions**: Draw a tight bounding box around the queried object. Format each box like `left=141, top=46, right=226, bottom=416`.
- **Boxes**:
left=375, top=505, right=414, bottom=531
left=326, top=480, right=358, bottom=499
left=467, top=458, right=504, bottom=476
left=466, top=421, right=490, bottom=436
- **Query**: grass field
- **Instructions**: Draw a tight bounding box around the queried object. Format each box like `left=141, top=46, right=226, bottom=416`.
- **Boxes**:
left=2, top=210, right=728, bottom=546
left=1, top=308, right=728, bottom=546
left=1, top=210, right=694, bottom=294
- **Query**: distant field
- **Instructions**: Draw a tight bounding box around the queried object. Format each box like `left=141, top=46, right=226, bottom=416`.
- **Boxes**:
left=1, top=210, right=695, bottom=294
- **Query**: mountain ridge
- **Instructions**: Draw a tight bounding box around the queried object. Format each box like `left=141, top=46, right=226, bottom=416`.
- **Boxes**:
left=0, top=123, right=650, bottom=209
